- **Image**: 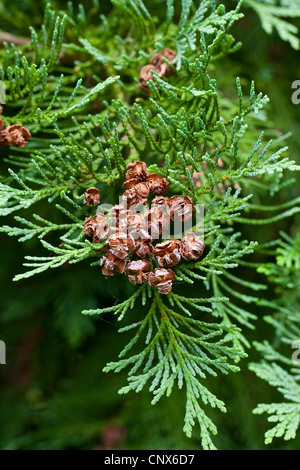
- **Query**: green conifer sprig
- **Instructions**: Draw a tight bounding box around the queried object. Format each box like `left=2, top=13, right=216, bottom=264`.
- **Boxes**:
left=245, top=0, right=300, bottom=50
left=95, top=291, right=246, bottom=450
left=249, top=233, right=300, bottom=444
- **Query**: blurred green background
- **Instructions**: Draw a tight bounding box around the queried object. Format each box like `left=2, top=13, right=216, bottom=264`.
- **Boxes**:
left=0, top=0, right=300, bottom=450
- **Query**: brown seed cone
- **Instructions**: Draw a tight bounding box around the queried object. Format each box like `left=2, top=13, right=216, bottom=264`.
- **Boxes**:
left=93, top=214, right=109, bottom=242
left=122, top=182, right=149, bottom=206
left=110, top=206, right=147, bottom=236
left=150, top=49, right=176, bottom=77
left=152, top=195, right=169, bottom=206
left=83, top=216, right=96, bottom=238
left=100, top=252, right=115, bottom=276
left=83, top=213, right=108, bottom=242
left=110, top=204, right=129, bottom=234
left=138, top=64, right=160, bottom=93
left=0, top=118, right=4, bottom=131
left=122, top=178, right=140, bottom=190
left=83, top=187, right=100, bottom=206
left=151, top=48, right=177, bottom=67
left=134, top=229, right=153, bottom=258
left=153, top=239, right=181, bottom=267
left=0, top=123, right=31, bottom=148
left=180, top=232, right=205, bottom=260
left=100, top=250, right=128, bottom=276
left=146, top=173, right=169, bottom=195
left=111, top=204, right=127, bottom=220
left=157, top=62, right=173, bottom=78
left=148, top=268, right=176, bottom=294
left=125, top=259, right=151, bottom=285
left=127, top=212, right=146, bottom=234
left=125, top=161, right=148, bottom=182
left=145, top=205, right=170, bottom=239
left=168, top=195, right=194, bottom=222
left=107, top=233, right=136, bottom=259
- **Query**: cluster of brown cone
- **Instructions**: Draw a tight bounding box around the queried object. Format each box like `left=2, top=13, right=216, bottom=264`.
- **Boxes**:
left=83, top=161, right=205, bottom=294
left=139, top=48, right=176, bottom=93
left=0, top=109, right=31, bottom=149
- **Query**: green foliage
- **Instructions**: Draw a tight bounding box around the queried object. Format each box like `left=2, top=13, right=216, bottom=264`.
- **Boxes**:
left=249, top=232, right=300, bottom=444
left=251, top=362, right=300, bottom=444
left=244, top=0, right=300, bottom=49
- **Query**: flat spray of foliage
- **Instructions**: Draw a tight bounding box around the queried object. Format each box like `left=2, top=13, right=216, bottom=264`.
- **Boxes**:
left=1, top=0, right=300, bottom=449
